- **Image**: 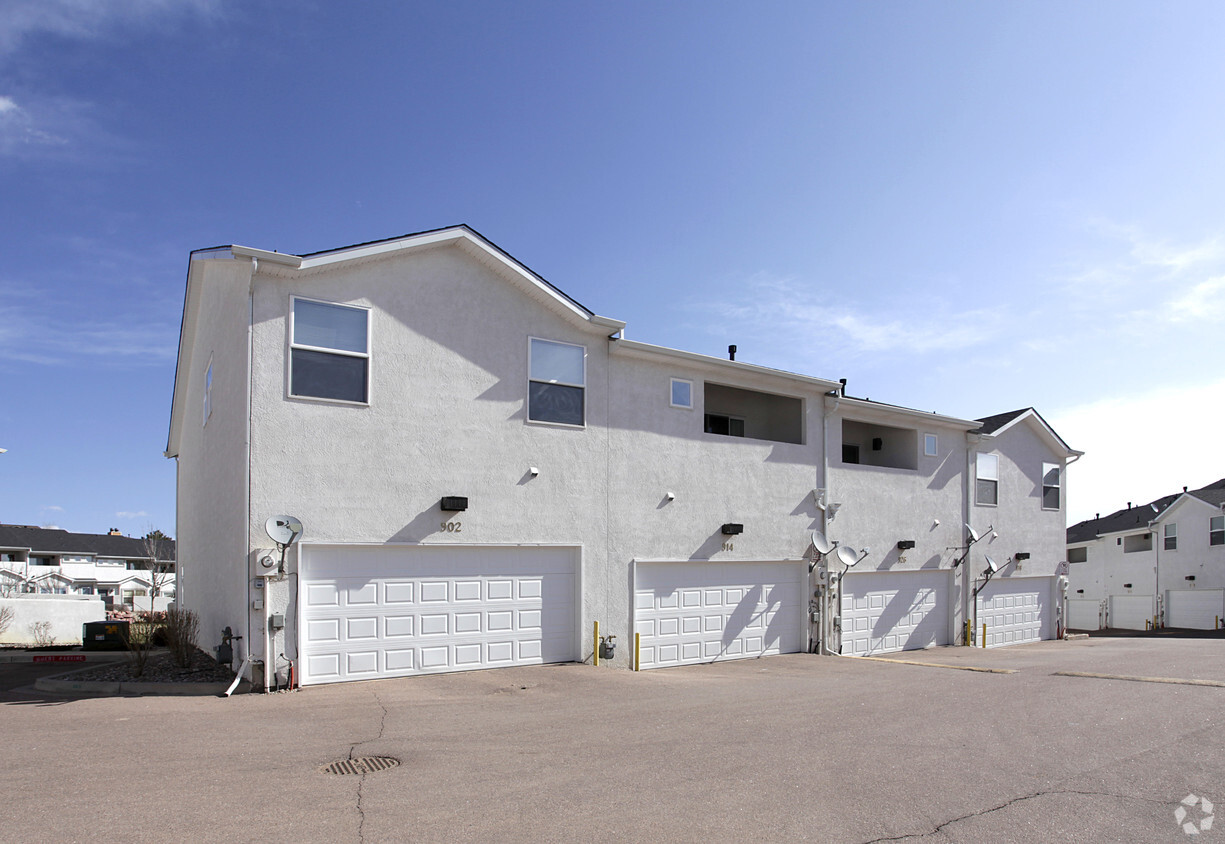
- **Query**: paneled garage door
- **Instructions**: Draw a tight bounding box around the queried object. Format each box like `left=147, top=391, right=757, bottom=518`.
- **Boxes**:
left=298, top=545, right=578, bottom=686
left=635, top=561, right=805, bottom=670
left=1108, top=594, right=1153, bottom=630
left=840, top=570, right=951, bottom=656
left=1166, top=589, right=1224, bottom=629
left=1067, top=598, right=1104, bottom=631
left=977, top=577, right=1051, bottom=648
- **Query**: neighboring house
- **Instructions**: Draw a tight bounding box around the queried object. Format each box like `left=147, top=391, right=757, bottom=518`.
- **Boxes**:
left=165, top=225, right=1079, bottom=691
left=1066, top=479, right=1225, bottom=631
left=0, top=524, right=176, bottom=611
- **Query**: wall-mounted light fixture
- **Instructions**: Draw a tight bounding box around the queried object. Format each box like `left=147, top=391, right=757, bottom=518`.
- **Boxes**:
left=1185, top=575, right=1196, bottom=581
left=441, top=497, right=468, bottom=512
left=665, top=491, right=676, bottom=501
left=1014, top=552, right=1030, bottom=561
left=529, top=466, right=540, bottom=477
left=897, top=540, right=916, bottom=551
left=721, top=523, right=744, bottom=536
left=1123, top=583, right=1133, bottom=589
left=1076, top=588, right=1084, bottom=594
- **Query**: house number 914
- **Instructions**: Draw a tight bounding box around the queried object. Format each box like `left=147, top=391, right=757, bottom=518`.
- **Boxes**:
left=440, top=521, right=462, bottom=533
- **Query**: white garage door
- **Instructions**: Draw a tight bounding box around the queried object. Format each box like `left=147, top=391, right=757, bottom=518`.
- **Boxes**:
left=978, top=577, right=1051, bottom=648
left=1067, top=599, right=1103, bottom=631
left=841, top=570, right=951, bottom=656
left=635, top=561, right=804, bottom=670
left=299, top=544, right=578, bottom=686
left=1108, top=595, right=1153, bottom=630
left=1166, top=589, right=1224, bottom=630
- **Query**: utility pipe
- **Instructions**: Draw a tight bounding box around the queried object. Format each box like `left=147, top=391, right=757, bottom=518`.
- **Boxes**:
left=593, top=620, right=599, bottom=667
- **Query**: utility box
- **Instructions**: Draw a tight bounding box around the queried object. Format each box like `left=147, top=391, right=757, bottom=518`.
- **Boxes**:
left=82, top=620, right=129, bottom=650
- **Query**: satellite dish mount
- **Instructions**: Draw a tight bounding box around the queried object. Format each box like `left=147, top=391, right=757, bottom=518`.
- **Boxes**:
left=263, top=515, right=303, bottom=576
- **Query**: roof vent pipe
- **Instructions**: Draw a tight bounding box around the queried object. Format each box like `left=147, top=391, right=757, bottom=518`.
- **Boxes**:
left=1183, top=486, right=1188, bottom=492
left=839, top=378, right=847, bottom=396
left=1127, top=502, right=1132, bottom=509
left=728, top=345, right=736, bottom=361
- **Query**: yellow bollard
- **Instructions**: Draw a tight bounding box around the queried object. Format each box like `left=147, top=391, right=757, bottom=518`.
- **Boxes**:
left=635, top=632, right=641, bottom=671
left=981, top=622, right=987, bottom=648
left=594, top=620, right=599, bottom=667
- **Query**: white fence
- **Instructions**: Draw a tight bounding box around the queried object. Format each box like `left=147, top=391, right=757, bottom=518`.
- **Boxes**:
left=0, top=594, right=106, bottom=645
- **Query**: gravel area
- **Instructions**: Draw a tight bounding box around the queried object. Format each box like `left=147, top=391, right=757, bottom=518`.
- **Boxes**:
left=68, top=647, right=236, bottom=684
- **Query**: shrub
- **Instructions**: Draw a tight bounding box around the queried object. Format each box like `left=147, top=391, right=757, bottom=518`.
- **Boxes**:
left=29, top=620, right=55, bottom=647
left=164, top=607, right=200, bottom=668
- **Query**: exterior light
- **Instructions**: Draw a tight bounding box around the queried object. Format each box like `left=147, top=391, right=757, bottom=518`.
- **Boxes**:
left=721, top=523, right=743, bottom=536
left=441, top=497, right=468, bottom=512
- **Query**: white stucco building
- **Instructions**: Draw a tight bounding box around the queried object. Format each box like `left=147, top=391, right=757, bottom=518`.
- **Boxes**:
left=165, top=226, right=1080, bottom=690
left=1066, top=479, right=1225, bottom=631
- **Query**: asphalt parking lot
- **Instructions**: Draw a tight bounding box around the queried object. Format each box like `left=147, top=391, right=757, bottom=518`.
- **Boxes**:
left=2, top=636, right=1222, bottom=843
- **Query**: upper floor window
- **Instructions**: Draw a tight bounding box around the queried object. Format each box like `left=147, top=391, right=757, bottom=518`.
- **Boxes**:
left=203, top=358, right=213, bottom=426
left=705, top=413, right=745, bottom=437
left=924, top=433, right=938, bottom=457
left=528, top=338, right=585, bottom=426
left=705, top=383, right=802, bottom=444
left=1068, top=547, right=1088, bottom=563
left=1042, top=462, right=1061, bottom=510
left=290, top=297, right=370, bottom=404
left=671, top=378, right=693, bottom=409
left=1123, top=533, right=1152, bottom=553
left=1211, top=515, right=1224, bottom=547
left=840, top=419, right=916, bottom=469
left=1164, top=523, right=1177, bottom=551
left=976, top=453, right=998, bottom=505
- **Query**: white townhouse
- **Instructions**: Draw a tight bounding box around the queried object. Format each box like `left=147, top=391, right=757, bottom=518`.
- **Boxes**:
left=165, top=226, right=1080, bottom=691
left=1066, top=479, right=1225, bottom=631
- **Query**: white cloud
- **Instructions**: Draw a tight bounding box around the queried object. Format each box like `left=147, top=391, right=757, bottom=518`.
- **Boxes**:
left=1167, top=275, right=1225, bottom=323
left=0, top=0, right=223, bottom=57
left=1049, top=378, right=1225, bottom=525
left=116, top=511, right=150, bottom=519
left=0, top=297, right=177, bottom=366
left=44, top=505, right=63, bottom=512
left=697, top=273, right=1002, bottom=360
left=0, top=94, right=72, bottom=156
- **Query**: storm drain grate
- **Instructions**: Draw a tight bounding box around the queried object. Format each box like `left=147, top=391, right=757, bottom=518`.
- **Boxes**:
left=322, top=756, right=401, bottom=776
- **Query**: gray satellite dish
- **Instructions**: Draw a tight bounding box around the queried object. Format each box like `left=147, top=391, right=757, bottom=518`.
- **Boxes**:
left=812, top=531, right=835, bottom=556
left=835, top=546, right=860, bottom=567
left=265, top=515, right=303, bottom=547
left=984, top=555, right=999, bottom=574
left=966, top=524, right=980, bottom=543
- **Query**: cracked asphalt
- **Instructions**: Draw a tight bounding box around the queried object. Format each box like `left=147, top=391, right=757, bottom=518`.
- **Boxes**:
left=2, top=635, right=1222, bottom=843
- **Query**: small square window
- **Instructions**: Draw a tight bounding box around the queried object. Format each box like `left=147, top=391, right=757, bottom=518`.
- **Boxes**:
left=670, top=378, right=693, bottom=409
left=923, top=433, right=938, bottom=457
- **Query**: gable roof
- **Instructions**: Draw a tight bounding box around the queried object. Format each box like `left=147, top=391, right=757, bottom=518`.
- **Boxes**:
left=975, top=407, right=1081, bottom=457
left=0, top=524, right=174, bottom=561
left=1066, top=478, right=1225, bottom=543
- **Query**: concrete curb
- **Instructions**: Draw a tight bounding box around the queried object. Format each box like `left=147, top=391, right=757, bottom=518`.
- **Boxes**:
left=0, top=651, right=129, bottom=665
left=34, top=664, right=250, bottom=697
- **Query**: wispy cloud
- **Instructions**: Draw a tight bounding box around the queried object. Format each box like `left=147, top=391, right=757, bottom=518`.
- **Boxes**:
left=0, top=297, right=177, bottom=367
left=0, top=0, right=223, bottom=58
left=116, top=511, right=150, bottom=520
left=44, top=505, right=63, bottom=512
left=696, top=273, right=1003, bottom=360
left=1167, top=275, right=1225, bottom=323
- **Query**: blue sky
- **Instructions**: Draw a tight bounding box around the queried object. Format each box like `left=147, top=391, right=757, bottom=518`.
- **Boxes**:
left=2, top=1, right=1224, bottom=535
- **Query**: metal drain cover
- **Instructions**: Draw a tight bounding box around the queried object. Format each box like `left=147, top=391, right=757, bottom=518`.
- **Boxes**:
left=322, top=756, right=401, bottom=776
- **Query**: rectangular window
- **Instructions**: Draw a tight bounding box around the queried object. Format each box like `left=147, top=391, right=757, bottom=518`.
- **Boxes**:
left=1164, top=523, right=1177, bottom=551
left=976, top=453, right=999, bottom=505
left=1042, top=462, right=1061, bottom=510
left=1124, top=533, right=1153, bottom=553
left=924, top=433, right=938, bottom=457
left=704, top=413, right=745, bottom=437
left=203, top=358, right=213, bottom=425
left=290, top=297, right=370, bottom=403
left=528, top=338, right=585, bottom=426
left=1067, top=547, right=1088, bottom=563
left=842, top=443, right=861, bottom=464
left=1211, top=516, right=1224, bottom=546
left=670, top=378, right=693, bottom=409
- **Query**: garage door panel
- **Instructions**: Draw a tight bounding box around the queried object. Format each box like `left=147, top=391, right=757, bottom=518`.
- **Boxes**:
left=300, top=545, right=578, bottom=685
left=841, top=571, right=952, bottom=656
left=636, top=561, right=804, bottom=669
left=1166, top=590, right=1224, bottom=630
left=1108, top=594, right=1153, bottom=630
left=978, top=578, right=1051, bottom=648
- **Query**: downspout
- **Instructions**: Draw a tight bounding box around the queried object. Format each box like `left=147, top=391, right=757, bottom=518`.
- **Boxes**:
left=246, top=257, right=261, bottom=692
left=964, top=433, right=978, bottom=645
left=1150, top=519, right=1160, bottom=629
left=818, top=389, right=841, bottom=655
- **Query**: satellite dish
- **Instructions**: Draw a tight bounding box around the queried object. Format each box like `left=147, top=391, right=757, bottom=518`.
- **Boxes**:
left=265, top=515, right=303, bottom=547
left=984, top=555, right=999, bottom=574
left=835, top=546, right=859, bottom=567
left=966, top=524, right=980, bottom=543
left=812, top=531, right=835, bottom=556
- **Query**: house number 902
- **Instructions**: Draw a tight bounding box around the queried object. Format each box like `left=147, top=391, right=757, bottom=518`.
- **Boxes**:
left=440, top=521, right=462, bottom=533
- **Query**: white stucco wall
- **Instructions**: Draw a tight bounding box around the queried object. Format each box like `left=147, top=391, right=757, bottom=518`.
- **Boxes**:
left=174, top=256, right=256, bottom=665
left=0, top=595, right=105, bottom=645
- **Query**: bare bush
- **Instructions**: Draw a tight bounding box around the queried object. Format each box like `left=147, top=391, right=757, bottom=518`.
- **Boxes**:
left=29, top=620, right=55, bottom=647
left=164, top=607, right=199, bottom=668
left=123, top=621, right=158, bottom=677
left=0, top=605, right=13, bottom=636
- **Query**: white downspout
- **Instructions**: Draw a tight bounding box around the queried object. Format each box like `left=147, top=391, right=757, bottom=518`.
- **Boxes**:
left=820, top=391, right=841, bottom=656
left=965, top=433, right=978, bottom=645
left=246, top=257, right=262, bottom=692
